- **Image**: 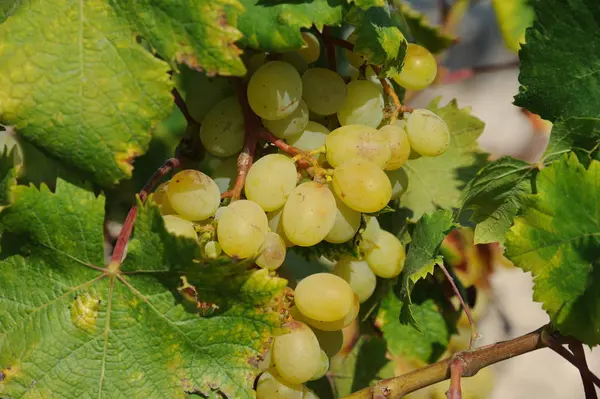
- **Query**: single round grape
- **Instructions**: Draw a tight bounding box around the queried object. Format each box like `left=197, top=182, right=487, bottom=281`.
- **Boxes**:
left=379, top=123, right=410, bottom=170
left=273, top=321, right=321, bottom=384
left=325, top=191, right=361, bottom=244
left=183, top=73, right=234, bottom=123
left=201, top=154, right=238, bottom=193
left=302, top=68, right=347, bottom=116
left=365, top=230, right=406, bottom=278
left=256, top=370, right=305, bottom=399
left=333, top=160, right=392, bottom=213
left=245, top=154, right=298, bottom=211
left=282, top=51, right=309, bottom=75
left=392, top=43, right=437, bottom=91
left=333, top=257, right=377, bottom=303
left=153, top=182, right=176, bottom=215
left=248, top=61, right=303, bottom=120
left=387, top=168, right=409, bottom=200
left=256, top=232, right=287, bottom=270
left=298, top=32, right=321, bottom=63
left=309, top=350, right=329, bottom=381
left=337, top=80, right=384, bottom=128
left=310, top=327, right=343, bottom=357
left=200, top=96, right=245, bottom=157
left=167, top=170, right=221, bottom=221
left=267, top=208, right=295, bottom=247
left=291, top=293, right=359, bottom=331
left=294, top=273, right=354, bottom=322
left=282, top=182, right=337, bottom=247
left=203, top=240, right=221, bottom=259
left=325, top=125, right=391, bottom=168
left=263, top=100, right=309, bottom=140
left=217, top=200, right=268, bottom=259
left=162, top=215, right=197, bottom=240
left=406, top=109, right=450, bottom=157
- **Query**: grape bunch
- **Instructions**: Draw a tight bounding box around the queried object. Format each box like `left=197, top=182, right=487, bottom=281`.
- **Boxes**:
left=156, top=31, right=449, bottom=398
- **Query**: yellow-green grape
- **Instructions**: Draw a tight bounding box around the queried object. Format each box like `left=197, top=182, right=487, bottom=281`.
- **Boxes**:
left=248, top=61, right=303, bottom=120
left=162, top=215, right=197, bottom=240
left=406, top=109, right=450, bottom=157
left=325, top=191, right=361, bottom=244
left=267, top=208, right=294, bottom=247
left=294, top=273, right=354, bottom=322
left=256, top=370, right=305, bottom=399
left=282, top=182, right=337, bottom=247
left=282, top=52, right=309, bottom=75
left=246, top=52, right=268, bottom=78
left=287, top=121, right=329, bottom=162
left=291, top=293, right=359, bottom=331
left=387, top=168, right=409, bottom=200
left=309, top=350, right=329, bottom=381
left=167, top=170, right=221, bottom=221
left=392, top=43, right=437, bottom=91
left=325, top=125, right=391, bottom=168
left=183, top=74, right=234, bottom=123
left=359, top=215, right=381, bottom=252
left=153, top=182, right=176, bottom=215
left=310, top=327, right=343, bottom=357
left=201, top=154, right=238, bottom=193
left=203, top=240, right=221, bottom=259
left=365, top=65, right=384, bottom=93
left=298, top=32, right=321, bottom=63
left=333, top=257, right=377, bottom=303
left=256, top=232, right=286, bottom=270
left=263, top=100, right=309, bottom=140
left=365, top=230, right=406, bottom=278
left=245, top=154, right=298, bottom=211
left=273, top=321, right=321, bottom=384
left=302, top=388, right=319, bottom=399
left=200, top=96, right=245, bottom=157
left=217, top=200, right=268, bottom=258
left=301, top=68, right=347, bottom=116
left=332, top=160, right=392, bottom=213
left=379, top=123, right=410, bottom=170
left=337, top=80, right=384, bottom=128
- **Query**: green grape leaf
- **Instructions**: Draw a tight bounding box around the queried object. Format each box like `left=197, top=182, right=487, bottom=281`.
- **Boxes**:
left=460, top=157, right=534, bottom=244
left=0, top=145, right=20, bottom=208
left=491, top=0, right=533, bottom=52
left=236, top=0, right=345, bottom=52
left=330, top=336, right=395, bottom=397
left=345, top=5, right=408, bottom=77
left=0, top=0, right=173, bottom=187
left=398, top=210, right=456, bottom=328
left=376, top=291, right=451, bottom=364
left=111, top=0, right=245, bottom=76
left=349, top=0, right=385, bottom=9
left=506, top=154, right=600, bottom=345
left=397, top=1, right=457, bottom=54
left=514, top=0, right=600, bottom=122
left=543, top=117, right=600, bottom=163
left=400, top=98, right=486, bottom=221
left=0, top=178, right=286, bottom=398
left=0, top=0, right=20, bottom=23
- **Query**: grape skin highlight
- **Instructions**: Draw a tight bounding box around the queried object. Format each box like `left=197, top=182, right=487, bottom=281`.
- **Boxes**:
left=333, top=159, right=392, bottom=213
left=199, top=96, right=245, bottom=157
left=217, top=200, right=268, bottom=259
left=245, top=154, right=298, bottom=212
left=167, top=170, right=221, bottom=221
left=248, top=61, right=303, bottom=120
left=263, top=100, right=309, bottom=140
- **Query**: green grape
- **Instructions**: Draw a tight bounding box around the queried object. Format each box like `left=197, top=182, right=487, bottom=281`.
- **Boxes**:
left=282, top=182, right=337, bottom=247
left=245, top=154, right=298, bottom=211
left=406, top=109, right=450, bottom=157
left=387, top=168, right=409, bottom=200
left=333, top=257, right=377, bottom=303
left=365, top=65, right=384, bottom=93
left=273, top=321, right=321, bottom=384
left=309, top=350, right=329, bottom=381
left=201, top=154, right=238, bottom=194
left=325, top=125, right=391, bottom=168
left=217, top=200, right=268, bottom=259
left=310, top=327, right=343, bottom=357
left=337, top=80, right=384, bottom=128
left=256, top=370, right=305, bottom=399
left=392, top=43, right=437, bottom=91
left=294, top=273, right=354, bottom=322
left=153, top=182, right=176, bottom=215
left=301, top=68, right=347, bottom=116
left=291, top=293, right=359, bottom=331
left=302, top=388, right=319, bottom=399
left=256, top=232, right=287, bottom=270
left=282, top=52, right=309, bottom=75
left=298, top=32, right=321, bottom=63
left=332, top=160, right=392, bottom=213
left=203, top=240, right=221, bottom=259
left=287, top=121, right=329, bottom=163
left=359, top=215, right=381, bottom=252
left=325, top=191, right=361, bottom=244
left=246, top=52, right=268, bottom=78
left=200, top=96, right=245, bottom=157
left=167, top=170, right=221, bottom=221
left=182, top=72, right=234, bottom=123
left=162, top=215, right=197, bottom=240
left=248, top=61, right=303, bottom=120
left=365, top=230, right=406, bottom=278
left=263, top=100, right=310, bottom=140
left=267, top=208, right=295, bottom=247
left=379, top=123, right=410, bottom=170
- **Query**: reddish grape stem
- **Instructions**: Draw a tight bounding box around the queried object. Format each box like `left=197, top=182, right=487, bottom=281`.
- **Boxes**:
left=258, top=130, right=312, bottom=169
left=447, top=357, right=464, bottom=399
left=569, top=342, right=598, bottom=399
